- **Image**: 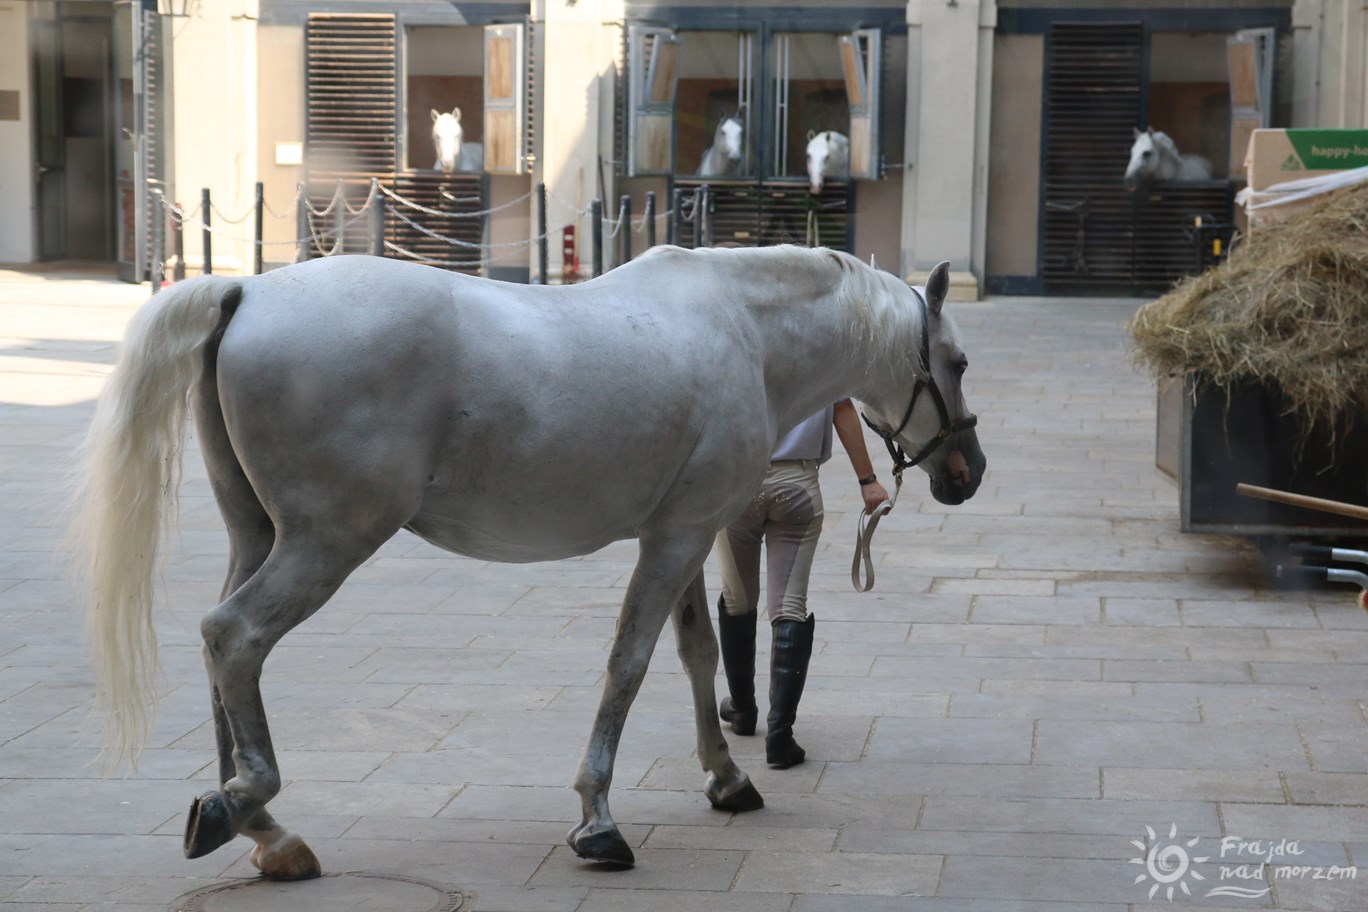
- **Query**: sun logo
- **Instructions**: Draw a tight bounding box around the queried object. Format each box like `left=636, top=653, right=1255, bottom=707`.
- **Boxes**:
left=1130, top=824, right=1210, bottom=901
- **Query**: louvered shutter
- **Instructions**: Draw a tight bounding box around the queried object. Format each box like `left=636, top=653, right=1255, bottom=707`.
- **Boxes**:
left=839, top=29, right=880, bottom=179
left=306, top=13, right=397, bottom=176
left=484, top=23, right=526, bottom=174
left=627, top=25, right=680, bottom=176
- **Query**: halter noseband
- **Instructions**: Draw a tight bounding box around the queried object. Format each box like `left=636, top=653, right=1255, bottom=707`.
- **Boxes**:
left=860, top=288, right=978, bottom=478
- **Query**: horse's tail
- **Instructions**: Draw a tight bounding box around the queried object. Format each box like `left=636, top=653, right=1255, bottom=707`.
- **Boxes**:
left=71, top=274, right=241, bottom=768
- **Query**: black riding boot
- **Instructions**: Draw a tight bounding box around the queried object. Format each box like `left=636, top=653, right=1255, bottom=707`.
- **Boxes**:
left=765, top=614, right=815, bottom=768
left=716, top=595, right=758, bottom=736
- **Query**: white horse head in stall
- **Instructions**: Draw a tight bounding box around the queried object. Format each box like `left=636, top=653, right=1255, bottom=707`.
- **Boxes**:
left=805, top=130, right=850, bottom=194
left=699, top=112, right=745, bottom=176
left=1123, top=127, right=1213, bottom=191
left=431, top=107, right=464, bottom=173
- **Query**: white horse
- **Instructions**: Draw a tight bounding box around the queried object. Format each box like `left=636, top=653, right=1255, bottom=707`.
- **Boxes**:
left=430, top=107, right=484, bottom=173
left=72, top=246, right=985, bottom=878
left=1123, top=127, right=1213, bottom=191
left=806, top=130, right=850, bottom=194
left=698, top=113, right=744, bottom=176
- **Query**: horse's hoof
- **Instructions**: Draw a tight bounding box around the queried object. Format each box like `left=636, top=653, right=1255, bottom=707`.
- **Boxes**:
left=184, top=791, right=237, bottom=859
left=567, top=823, right=635, bottom=867
left=706, top=775, right=765, bottom=812
left=251, top=834, right=322, bottom=881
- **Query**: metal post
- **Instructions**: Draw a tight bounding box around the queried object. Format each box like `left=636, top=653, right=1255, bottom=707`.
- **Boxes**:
left=171, top=203, right=185, bottom=282
left=368, top=180, right=385, bottom=257
left=590, top=198, right=603, bottom=278
left=645, top=191, right=656, bottom=250
left=619, top=194, right=633, bottom=265
left=253, top=181, right=264, bottom=275
left=333, top=181, right=346, bottom=255
left=537, top=183, right=548, bottom=284
left=149, top=187, right=165, bottom=291
left=669, top=187, right=683, bottom=247
left=201, top=187, right=213, bottom=275
left=294, top=183, right=310, bottom=264
left=700, top=185, right=712, bottom=248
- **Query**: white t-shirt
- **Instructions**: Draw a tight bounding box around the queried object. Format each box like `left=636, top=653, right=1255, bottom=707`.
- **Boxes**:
left=770, top=404, right=835, bottom=463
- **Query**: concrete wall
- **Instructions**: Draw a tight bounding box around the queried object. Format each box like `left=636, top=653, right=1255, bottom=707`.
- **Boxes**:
left=985, top=32, right=1041, bottom=281
left=1291, top=0, right=1368, bottom=128
left=0, top=2, right=33, bottom=263
left=256, top=24, right=305, bottom=270
left=170, top=0, right=259, bottom=274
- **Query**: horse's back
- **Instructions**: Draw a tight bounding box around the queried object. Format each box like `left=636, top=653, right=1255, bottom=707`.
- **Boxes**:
left=209, top=254, right=770, bottom=560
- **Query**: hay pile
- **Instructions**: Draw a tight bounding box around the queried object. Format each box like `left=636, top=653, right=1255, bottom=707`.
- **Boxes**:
left=1129, top=180, right=1368, bottom=426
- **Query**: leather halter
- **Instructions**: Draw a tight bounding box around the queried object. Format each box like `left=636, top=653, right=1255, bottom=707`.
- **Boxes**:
left=859, top=287, right=978, bottom=478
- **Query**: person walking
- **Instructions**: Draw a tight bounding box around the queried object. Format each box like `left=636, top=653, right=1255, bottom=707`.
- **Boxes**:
left=715, top=399, right=889, bottom=768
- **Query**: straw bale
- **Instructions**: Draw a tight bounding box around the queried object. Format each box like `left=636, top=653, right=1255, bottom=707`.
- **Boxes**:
left=1129, top=181, right=1368, bottom=426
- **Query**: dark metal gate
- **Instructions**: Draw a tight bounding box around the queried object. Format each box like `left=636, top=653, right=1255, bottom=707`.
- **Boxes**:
left=1040, top=21, right=1232, bottom=294
left=673, top=178, right=852, bottom=250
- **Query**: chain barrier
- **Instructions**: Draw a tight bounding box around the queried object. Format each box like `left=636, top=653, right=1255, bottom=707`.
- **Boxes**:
left=602, top=198, right=631, bottom=240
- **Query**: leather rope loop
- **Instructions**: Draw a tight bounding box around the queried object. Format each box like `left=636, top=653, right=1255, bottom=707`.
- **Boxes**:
left=851, top=470, right=902, bottom=592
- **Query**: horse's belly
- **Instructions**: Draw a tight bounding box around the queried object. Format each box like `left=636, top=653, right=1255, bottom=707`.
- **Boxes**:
left=404, top=505, right=632, bottom=563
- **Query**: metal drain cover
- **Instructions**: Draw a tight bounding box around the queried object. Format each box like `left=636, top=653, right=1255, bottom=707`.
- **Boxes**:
left=170, top=872, right=471, bottom=912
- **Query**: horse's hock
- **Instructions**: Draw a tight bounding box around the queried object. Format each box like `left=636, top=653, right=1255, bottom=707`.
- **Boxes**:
left=170, top=873, right=471, bottom=912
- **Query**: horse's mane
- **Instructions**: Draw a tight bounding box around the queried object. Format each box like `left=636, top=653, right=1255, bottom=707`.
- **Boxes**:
left=641, top=244, right=922, bottom=373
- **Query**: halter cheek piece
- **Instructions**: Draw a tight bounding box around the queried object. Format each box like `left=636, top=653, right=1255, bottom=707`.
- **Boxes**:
left=859, top=287, right=979, bottom=478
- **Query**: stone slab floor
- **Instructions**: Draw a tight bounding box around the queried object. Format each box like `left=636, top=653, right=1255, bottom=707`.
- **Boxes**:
left=0, top=267, right=1364, bottom=912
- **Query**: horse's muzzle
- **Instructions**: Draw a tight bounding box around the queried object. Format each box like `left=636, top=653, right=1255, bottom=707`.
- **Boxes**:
left=928, top=446, right=985, bottom=505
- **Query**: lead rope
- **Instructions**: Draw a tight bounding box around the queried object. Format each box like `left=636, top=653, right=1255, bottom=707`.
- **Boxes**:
left=851, top=468, right=903, bottom=592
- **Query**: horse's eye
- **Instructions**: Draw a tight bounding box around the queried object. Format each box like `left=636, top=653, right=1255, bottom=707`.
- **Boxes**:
left=955, top=359, right=968, bottom=376
left=1142, top=150, right=1152, bottom=158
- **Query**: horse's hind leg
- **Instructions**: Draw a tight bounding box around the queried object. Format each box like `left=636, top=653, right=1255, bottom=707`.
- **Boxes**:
left=185, top=525, right=399, bottom=880
left=671, top=572, right=763, bottom=812
left=194, top=362, right=276, bottom=791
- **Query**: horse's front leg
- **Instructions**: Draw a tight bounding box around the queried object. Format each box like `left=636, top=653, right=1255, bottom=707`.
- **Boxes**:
left=671, top=572, right=764, bottom=812
left=567, top=526, right=714, bottom=867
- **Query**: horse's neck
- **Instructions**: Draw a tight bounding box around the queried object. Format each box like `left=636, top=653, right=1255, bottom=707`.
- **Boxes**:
left=726, top=255, right=913, bottom=429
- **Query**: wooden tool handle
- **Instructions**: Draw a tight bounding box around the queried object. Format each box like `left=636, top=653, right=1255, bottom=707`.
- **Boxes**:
left=1235, top=483, right=1368, bottom=523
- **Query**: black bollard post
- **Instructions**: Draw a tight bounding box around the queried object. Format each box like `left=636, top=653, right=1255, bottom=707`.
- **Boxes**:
left=699, top=185, right=713, bottom=248
left=590, top=198, right=603, bottom=277
left=619, top=194, right=632, bottom=265
left=669, top=187, right=683, bottom=247
left=294, top=183, right=310, bottom=264
left=368, top=180, right=385, bottom=257
left=537, top=183, right=549, bottom=284
left=171, top=203, right=186, bottom=281
left=253, top=181, right=264, bottom=275
left=645, top=191, right=656, bottom=249
left=333, top=182, right=346, bottom=254
left=149, top=187, right=165, bottom=291
left=201, top=187, right=212, bottom=275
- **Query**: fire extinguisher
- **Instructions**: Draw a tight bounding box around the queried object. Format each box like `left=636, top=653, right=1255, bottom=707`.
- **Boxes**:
left=561, top=225, right=578, bottom=284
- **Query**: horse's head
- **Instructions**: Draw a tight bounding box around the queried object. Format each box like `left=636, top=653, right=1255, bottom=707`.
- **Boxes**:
left=861, top=261, right=985, bottom=505
left=431, top=107, right=464, bottom=173
left=715, top=114, right=743, bottom=166
left=805, top=131, right=849, bottom=195
left=1124, top=127, right=1175, bottom=191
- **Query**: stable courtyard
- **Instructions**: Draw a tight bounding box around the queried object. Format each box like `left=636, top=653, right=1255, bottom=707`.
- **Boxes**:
left=1, top=267, right=1365, bottom=912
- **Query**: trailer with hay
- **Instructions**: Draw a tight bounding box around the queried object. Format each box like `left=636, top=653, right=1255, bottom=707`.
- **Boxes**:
left=1131, top=176, right=1368, bottom=539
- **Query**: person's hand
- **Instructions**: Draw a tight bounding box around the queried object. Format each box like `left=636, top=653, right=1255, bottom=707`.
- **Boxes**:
left=860, top=479, right=890, bottom=515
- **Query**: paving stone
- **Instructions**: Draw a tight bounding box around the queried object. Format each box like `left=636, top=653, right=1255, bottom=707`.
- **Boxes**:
left=863, top=717, right=1035, bottom=765
left=529, top=846, right=744, bottom=891
left=1036, top=720, right=1311, bottom=770
left=732, top=849, right=942, bottom=895
left=1102, top=767, right=1285, bottom=803
left=1221, top=803, right=1368, bottom=843
left=1283, top=772, right=1368, bottom=806
left=949, top=691, right=1199, bottom=722
left=793, top=898, right=1126, bottom=912
left=818, top=762, right=1097, bottom=799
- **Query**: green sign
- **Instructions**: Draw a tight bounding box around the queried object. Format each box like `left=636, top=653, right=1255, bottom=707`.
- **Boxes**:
left=1283, top=130, right=1368, bottom=170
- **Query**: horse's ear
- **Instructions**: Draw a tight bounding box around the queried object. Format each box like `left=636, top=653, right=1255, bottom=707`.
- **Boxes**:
left=431, top=109, right=440, bottom=122
left=925, top=261, right=951, bottom=317
left=1132, top=127, right=1141, bottom=139
left=806, top=129, right=816, bottom=142
left=452, top=107, right=462, bottom=121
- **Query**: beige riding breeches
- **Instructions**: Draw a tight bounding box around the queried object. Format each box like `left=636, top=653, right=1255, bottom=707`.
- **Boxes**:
left=715, top=460, right=825, bottom=624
